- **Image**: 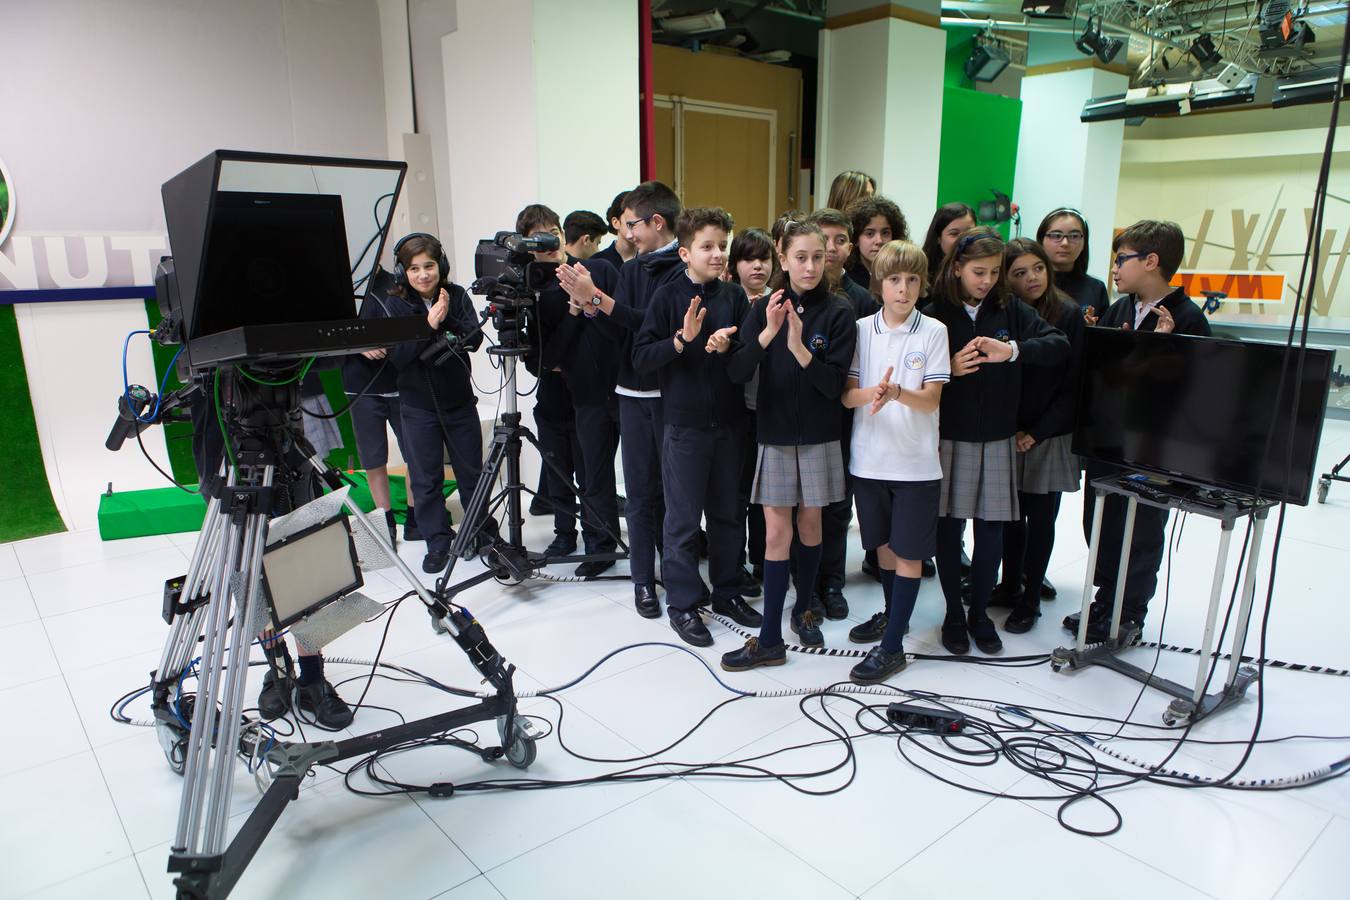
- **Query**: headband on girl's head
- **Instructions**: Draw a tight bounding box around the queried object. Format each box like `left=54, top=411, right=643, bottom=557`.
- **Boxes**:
left=955, top=234, right=980, bottom=255
left=1046, top=207, right=1086, bottom=224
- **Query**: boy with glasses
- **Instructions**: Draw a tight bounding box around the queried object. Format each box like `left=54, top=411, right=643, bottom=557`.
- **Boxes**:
left=1067, top=220, right=1210, bottom=642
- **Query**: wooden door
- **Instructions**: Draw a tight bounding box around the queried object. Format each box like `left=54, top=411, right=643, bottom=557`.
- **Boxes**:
left=654, top=95, right=777, bottom=232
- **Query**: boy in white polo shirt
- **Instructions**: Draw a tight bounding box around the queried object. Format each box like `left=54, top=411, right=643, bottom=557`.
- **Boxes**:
left=841, top=240, right=949, bottom=684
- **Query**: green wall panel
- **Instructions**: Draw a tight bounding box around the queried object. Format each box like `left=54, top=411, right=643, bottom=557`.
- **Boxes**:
left=0, top=305, right=66, bottom=542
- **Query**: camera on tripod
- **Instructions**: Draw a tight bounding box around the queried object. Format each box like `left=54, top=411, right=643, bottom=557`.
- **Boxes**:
left=470, top=230, right=560, bottom=357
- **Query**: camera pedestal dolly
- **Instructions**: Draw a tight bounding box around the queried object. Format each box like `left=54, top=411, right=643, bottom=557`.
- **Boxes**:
left=147, top=375, right=540, bottom=900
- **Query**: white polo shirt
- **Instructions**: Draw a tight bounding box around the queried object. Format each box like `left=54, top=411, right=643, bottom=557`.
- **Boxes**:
left=848, top=308, right=950, bottom=481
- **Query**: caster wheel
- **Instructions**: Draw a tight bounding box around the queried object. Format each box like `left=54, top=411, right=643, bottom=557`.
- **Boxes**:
left=1050, top=663, right=1063, bottom=673
left=1317, top=480, right=1329, bottom=504
left=505, top=736, right=536, bottom=769
left=1162, top=715, right=1178, bottom=726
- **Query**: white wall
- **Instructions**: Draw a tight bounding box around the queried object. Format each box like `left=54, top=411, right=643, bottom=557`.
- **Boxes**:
left=1014, top=66, right=1128, bottom=286
left=816, top=17, right=944, bottom=224
left=3, top=0, right=388, bottom=530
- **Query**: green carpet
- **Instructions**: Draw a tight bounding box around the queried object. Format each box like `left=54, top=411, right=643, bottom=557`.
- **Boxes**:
left=0, top=304, right=66, bottom=542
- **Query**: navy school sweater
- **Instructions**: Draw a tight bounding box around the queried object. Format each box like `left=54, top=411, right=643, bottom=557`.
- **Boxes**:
left=727, top=282, right=857, bottom=446
left=593, top=241, right=687, bottom=393
left=1017, top=295, right=1086, bottom=443
left=632, top=274, right=750, bottom=429
left=1098, top=286, right=1212, bottom=337
left=924, top=295, right=1069, bottom=443
left=386, top=282, right=483, bottom=410
left=531, top=254, right=619, bottom=409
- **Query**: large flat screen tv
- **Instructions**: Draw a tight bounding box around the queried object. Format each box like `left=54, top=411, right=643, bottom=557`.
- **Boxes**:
left=1073, top=329, right=1333, bottom=505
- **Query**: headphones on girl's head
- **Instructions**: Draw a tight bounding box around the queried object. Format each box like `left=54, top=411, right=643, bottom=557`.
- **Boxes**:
left=392, top=232, right=451, bottom=291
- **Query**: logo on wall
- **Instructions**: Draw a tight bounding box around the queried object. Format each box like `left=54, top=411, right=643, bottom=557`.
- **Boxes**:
left=0, top=156, right=14, bottom=248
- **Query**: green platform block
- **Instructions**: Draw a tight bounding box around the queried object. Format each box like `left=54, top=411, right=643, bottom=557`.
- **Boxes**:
left=98, top=487, right=207, bottom=540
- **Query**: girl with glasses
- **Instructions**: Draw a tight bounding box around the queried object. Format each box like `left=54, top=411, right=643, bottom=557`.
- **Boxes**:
left=1036, top=208, right=1109, bottom=322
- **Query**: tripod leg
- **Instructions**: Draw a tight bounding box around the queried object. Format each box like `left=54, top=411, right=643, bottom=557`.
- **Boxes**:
left=521, top=426, right=628, bottom=556
left=446, top=433, right=511, bottom=564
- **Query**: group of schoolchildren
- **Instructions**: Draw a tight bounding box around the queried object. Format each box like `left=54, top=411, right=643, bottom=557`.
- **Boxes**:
left=344, top=170, right=1213, bottom=689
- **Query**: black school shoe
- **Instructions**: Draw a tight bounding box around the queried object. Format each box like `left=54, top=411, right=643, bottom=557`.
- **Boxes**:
left=849, top=646, right=908, bottom=685
left=634, top=584, right=661, bottom=619
left=737, top=566, right=763, bottom=598
left=575, top=559, right=615, bottom=578
left=849, top=612, right=888, bottom=644
left=987, top=582, right=1023, bottom=609
left=819, top=589, right=849, bottom=620
left=861, top=555, right=880, bottom=581
left=258, top=668, right=291, bottom=720
left=790, top=609, right=824, bottom=648
left=967, top=613, right=1003, bottom=654
left=721, top=637, right=786, bottom=672
left=297, top=679, right=354, bottom=730
left=543, top=532, right=578, bottom=557
left=422, top=550, right=449, bottom=573
left=668, top=608, right=714, bottom=647
left=402, top=514, right=423, bottom=542
left=941, top=615, right=971, bottom=655
left=1003, top=605, right=1039, bottom=634
left=921, top=559, right=936, bottom=578
left=712, top=595, right=763, bottom=628
left=1041, top=577, right=1057, bottom=600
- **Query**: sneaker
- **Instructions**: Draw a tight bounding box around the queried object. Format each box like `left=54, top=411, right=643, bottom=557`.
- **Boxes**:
left=848, top=612, right=888, bottom=644
left=819, top=589, right=849, bottom=620
left=543, top=532, right=578, bottom=557
left=849, top=645, right=907, bottom=684
left=941, top=615, right=970, bottom=655
left=297, top=679, right=354, bottom=730
left=1004, top=606, right=1039, bottom=634
left=721, top=637, right=787, bottom=672
left=257, top=667, right=291, bottom=719
left=711, top=595, right=763, bottom=628
left=737, top=566, right=763, bottom=598
left=967, top=613, right=1003, bottom=654
left=790, top=609, right=824, bottom=648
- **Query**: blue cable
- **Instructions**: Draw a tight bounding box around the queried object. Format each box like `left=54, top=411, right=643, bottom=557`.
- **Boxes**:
left=121, top=330, right=185, bottom=424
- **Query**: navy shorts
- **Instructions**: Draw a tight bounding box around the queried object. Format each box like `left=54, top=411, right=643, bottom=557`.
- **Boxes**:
left=349, top=394, right=405, bottom=470
left=853, top=477, right=940, bottom=561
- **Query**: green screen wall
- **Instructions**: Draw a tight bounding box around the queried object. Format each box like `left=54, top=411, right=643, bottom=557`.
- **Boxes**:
left=937, top=29, right=1022, bottom=240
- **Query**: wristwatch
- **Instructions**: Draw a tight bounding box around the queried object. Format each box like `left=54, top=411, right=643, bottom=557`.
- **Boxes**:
left=590, top=293, right=603, bottom=308
left=674, top=331, right=689, bottom=348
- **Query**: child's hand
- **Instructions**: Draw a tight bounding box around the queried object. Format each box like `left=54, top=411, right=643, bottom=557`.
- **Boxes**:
left=1083, top=307, right=1099, bottom=327
left=362, top=348, right=387, bottom=360
left=706, top=325, right=737, bottom=353
left=760, top=290, right=788, bottom=345
left=972, top=335, right=1013, bottom=363
left=785, top=306, right=804, bottom=349
left=681, top=296, right=706, bottom=342
left=427, top=288, right=450, bottom=330
left=868, top=366, right=895, bottom=415
left=556, top=262, right=595, bottom=303
left=1154, top=304, right=1175, bottom=334
left=952, top=341, right=982, bottom=376
left=1016, top=431, right=1036, bottom=452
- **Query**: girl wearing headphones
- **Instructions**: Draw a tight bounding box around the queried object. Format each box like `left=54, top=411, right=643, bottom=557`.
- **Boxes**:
left=386, top=233, right=496, bottom=574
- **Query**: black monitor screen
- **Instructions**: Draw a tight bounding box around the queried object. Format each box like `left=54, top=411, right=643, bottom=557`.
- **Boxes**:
left=1073, top=329, right=1333, bottom=505
left=194, top=191, right=354, bottom=339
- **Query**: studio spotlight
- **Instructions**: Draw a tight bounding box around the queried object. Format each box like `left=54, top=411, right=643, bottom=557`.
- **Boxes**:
left=1189, top=33, right=1223, bottom=71
left=1075, top=16, right=1124, bottom=65
left=965, top=40, right=1011, bottom=83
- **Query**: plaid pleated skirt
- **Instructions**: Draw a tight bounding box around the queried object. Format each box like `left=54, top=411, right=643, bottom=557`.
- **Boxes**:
left=1017, top=433, right=1081, bottom=495
left=938, top=437, right=1019, bottom=522
left=751, top=441, right=846, bottom=508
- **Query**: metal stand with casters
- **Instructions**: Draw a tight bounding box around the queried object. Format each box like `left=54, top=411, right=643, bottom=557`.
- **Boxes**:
left=1317, top=450, right=1349, bottom=503
left=1050, top=474, right=1274, bottom=726
left=148, top=373, right=541, bottom=900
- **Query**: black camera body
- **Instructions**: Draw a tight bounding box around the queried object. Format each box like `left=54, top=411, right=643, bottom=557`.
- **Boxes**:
left=471, top=231, right=561, bottom=358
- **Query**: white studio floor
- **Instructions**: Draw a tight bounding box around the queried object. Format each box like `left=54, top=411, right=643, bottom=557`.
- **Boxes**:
left=4, top=422, right=1350, bottom=900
